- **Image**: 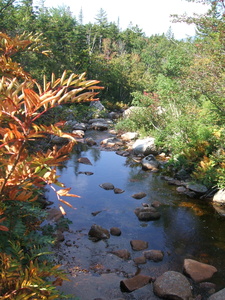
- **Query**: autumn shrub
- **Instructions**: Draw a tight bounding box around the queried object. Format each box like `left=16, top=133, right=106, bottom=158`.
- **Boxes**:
left=0, top=32, right=102, bottom=298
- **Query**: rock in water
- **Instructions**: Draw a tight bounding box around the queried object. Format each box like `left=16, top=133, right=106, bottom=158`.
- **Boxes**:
left=130, top=240, right=148, bottom=251
left=134, top=206, right=161, bottom=221
left=99, top=182, right=115, bottom=190
left=153, top=271, right=193, bottom=299
left=110, top=227, right=121, bottom=236
left=132, top=137, right=157, bottom=156
left=183, top=259, right=217, bottom=282
left=111, top=249, right=130, bottom=260
left=143, top=250, right=164, bottom=262
left=88, top=224, right=110, bottom=241
left=131, top=192, right=147, bottom=199
left=120, top=274, right=152, bottom=292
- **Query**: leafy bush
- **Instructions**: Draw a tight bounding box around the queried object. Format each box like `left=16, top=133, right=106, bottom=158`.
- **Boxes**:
left=0, top=32, right=102, bottom=298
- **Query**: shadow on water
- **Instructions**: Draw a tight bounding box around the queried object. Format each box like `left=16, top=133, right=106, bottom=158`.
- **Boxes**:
left=45, top=131, right=225, bottom=299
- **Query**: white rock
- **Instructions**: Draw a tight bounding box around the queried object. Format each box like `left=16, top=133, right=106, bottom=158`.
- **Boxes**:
left=132, top=137, right=157, bottom=156
left=121, top=132, right=139, bottom=141
left=213, top=188, right=225, bottom=204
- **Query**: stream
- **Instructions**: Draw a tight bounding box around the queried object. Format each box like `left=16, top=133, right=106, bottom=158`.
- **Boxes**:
left=46, top=130, right=225, bottom=300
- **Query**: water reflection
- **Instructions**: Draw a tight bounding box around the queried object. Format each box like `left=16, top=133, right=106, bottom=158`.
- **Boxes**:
left=47, top=138, right=225, bottom=294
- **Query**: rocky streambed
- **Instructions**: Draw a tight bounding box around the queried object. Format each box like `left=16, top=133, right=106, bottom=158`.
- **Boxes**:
left=45, top=117, right=225, bottom=300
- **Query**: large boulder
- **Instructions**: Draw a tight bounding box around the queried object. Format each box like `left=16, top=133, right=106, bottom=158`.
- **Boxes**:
left=132, top=137, right=158, bottom=156
left=183, top=259, right=217, bottom=283
left=153, top=271, right=193, bottom=300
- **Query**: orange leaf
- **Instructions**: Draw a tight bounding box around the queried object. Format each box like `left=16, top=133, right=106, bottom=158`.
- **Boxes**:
left=57, top=188, right=80, bottom=198
left=59, top=199, right=74, bottom=209
left=0, top=225, right=9, bottom=231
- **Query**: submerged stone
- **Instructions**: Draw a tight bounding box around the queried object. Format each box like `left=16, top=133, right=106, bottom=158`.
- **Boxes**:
left=99, top=182, right=115, bottom=190
left=88, top=224, right=110, bottom=241
left=132, top=192, right=147, bottom=199
left=130, top=239, right=148, bottom=251
left=143, top=250, right=164, bottom=262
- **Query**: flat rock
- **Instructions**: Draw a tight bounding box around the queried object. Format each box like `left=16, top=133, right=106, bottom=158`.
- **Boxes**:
left=100, top=137, right=123, bottom=147
left=120, top=274, right=152, bottom=292
left=153, top=271, right=193, bottom=300
left=186, top=183, right=208, bottom=194
left=91, top=122, right=109, bottom=131
left=143, top=250, right=164, bottom=262
left=121, top=132, right=139, bottom=141
left=133, top=256, right=147, bottom=264
left=131, top=192, right=147, bottom=199
left=183, top=259, right=217, bottom=282
left=116, top=150, right=130, bottom=157
left=111, top=249, right=130, bottom=260
left=177, top=186, right=187, bottom=193
left=130, top=240, right=148, bottom=251
left=72, top=122, right=87, bottom=131
left=99, top=182, right=115, bottom=190
left=208, top=288, right=225, bottom=300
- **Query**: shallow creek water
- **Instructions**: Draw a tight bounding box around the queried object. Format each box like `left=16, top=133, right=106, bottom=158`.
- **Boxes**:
left=46, top=131, right=225, bottom=300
